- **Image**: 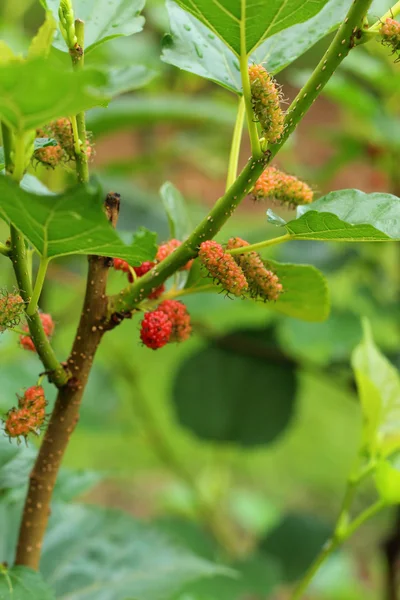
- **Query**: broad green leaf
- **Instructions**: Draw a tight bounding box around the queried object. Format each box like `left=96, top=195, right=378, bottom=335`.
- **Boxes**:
left=104, top=65, right=157, bottom=97
left=160, top=182, right=192, bottom=240
left=375, top=461, right=400, bottom=504
left=34, top=137, right=57, bottom=150
left=44, top=0, right=145, bottom=53
left=40, top=503, right=231, bottom=599
left=0, top=176, right=157, bottom=264
left=185, top=259, right=329, bottom=322
left=87, top=96, right=236, bottom=136
left=28, top=11, right=57, bottom=58
left=0, top=566, right=55, bottom=600
left=0, top=58, right=108, bottom=133
left=263, top=260, right=330, bottom=322
left=260, top=512, right=332, bottom=582
left=172, top=0, right=330, bottom=56
left=172, top=327, right=297, bottom=447
left=162, top=0, right=350, bottom=93
left=351, top=320, right=400, bottom=455
left=273, top=189, right=400, bottom=241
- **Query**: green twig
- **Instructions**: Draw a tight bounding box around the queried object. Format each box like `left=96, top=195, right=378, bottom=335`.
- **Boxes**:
left=108, top=155, right=267, bottom=315
left=226, top=96, right=245, bottom=191
left=72, top=19, right=89, bottom=184
left=26, top=257, right=49, bottom=316
left=227, top=233, right=292, bottom=255
left=0, top=243, right=10, bottom=257
left=269, top=0, right=374, bottom=161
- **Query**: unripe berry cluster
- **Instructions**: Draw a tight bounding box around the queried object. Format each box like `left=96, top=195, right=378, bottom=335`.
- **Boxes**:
left=20, top=313, right=55, bottom=352
left=35, top=118, right=94, bottom=169
left=227, top=237, right=283, bottom=301
left=140, top=300, right=191, bottom=349
left=199, top=240, right=249, bottom=297
left=253, top=166, right=313, bottom=206
left=0, top=292, right=24, bottom=332
left=380, top=18, right=400, bottom=58
left=4, top=386, right=47, bottom=441
left=248, top=64, right=285, bottom=143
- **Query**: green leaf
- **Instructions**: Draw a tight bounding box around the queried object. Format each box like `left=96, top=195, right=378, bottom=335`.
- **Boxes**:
left=0, top=566, right=55, bottom=600
left=0, top=434, right=36, bottom=491
left=28, top=11, right=57, bottom=58
left=259, top=512, right=332, bottom=582
left=172, top=0, right=330, bottom=56
left=0, top=42, right=16, bottom=64
left=103, top=65, right=157, bottom=97
left=261, top=259, right=330, bottom=323
left=160, top=182, right=192, bottom=240
left=162, top=0, right=350, bottom=93
left=0, top=176, right=157, bottom=263
left=53, top=469, right=102, bottom=503
left=87, top=95, right=236, bottom=137
left=34, top=137, right=57, bottom=150
left=172, top=327, right=297, bottom=447
left=0, top=58, right=108, bottom=133
left=40, top=503, right=230, bottom=599
left=351, top=319, right=400, bottom=456
left=185, top=259, right=329, bottom=322
left=275, top=189, right=400, bottom=241
left=44, top=0, right=145, bottom=54
left=375, top=461, right=400, bottom=505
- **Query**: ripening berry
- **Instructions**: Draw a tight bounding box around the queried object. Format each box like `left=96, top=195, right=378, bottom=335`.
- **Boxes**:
left=198, top=240, right=248, bottom=297
left=20, top=312, right=54, bottom=352
left=51, top=118, right=74, bottom=157
left=253, top=166, right=313, bottom=206
left=113, top=258, right=130, bottom=272
left=227, top=237, right=283, bottom=301
left=21, top=386, right=46, bottom=411
left=34, top=144, right=64, bottom=168
left=158, top=300, right=192, bottom=342
left=131, top=261, right=165, bottom=299
left=140, top=310, right=173, bottom=349
left=0, top=293, right=24, bottom=332
left=156, top=239, right=193, bottom=271
left=248, top=64, right=285, bottom=143
left=380, top=18, right=400, bottom=56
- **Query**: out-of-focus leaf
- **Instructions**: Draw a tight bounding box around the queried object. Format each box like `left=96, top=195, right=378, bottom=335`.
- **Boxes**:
left=172, top=328, right=297, bottom=447
left=0, top=58, right=108, bottom=132
left=0, top=566, right=55, bottom=600
left=352, top=319, right=400, bottom=456
left=160, top=182, right=192, bottom=240
left=0, top=177, right=157, bottom=263
left=43, top=0, right=145, bottom=53
left=0, top=434, right=35, bottom=491
left=41, top=503, right=232, bottom=600
left=162, top=0, right=351, bottom=93
left=28, top=11, right=56, bottom=58
left=172, top=0, right=330, bottom=55
left=53, top=469, right=102, bottom=503
left=375, top=461, right=400, bottom=504
left=259, top=512, right=332, bottom=582
left=87, top=96, right=236, bottom=136
left=103, top=65, right=157, bottom=97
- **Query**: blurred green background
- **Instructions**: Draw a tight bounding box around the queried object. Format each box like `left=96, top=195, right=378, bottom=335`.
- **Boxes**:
left=1, top=0, right=400, bottom=598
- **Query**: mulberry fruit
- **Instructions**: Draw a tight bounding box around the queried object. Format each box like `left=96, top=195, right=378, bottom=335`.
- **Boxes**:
left=158, top=300, right=191, bottom=342
left=198, top=240, right=248, bottom=297
left=253, top=166, right=313, bottom=206
left=140, top=310, right=172, bottom=349
left=156, top=239, right=193, bottom=271
left=248, top=64, right=285, bottom=143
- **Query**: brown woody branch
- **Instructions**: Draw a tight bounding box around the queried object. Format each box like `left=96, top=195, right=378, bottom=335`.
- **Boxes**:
left=15, top=193, right=120, bottom=569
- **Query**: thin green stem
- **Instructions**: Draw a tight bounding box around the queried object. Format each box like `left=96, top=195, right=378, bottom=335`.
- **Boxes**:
left=226, top=96, right=245, bottom=191
left=269, top=0, right=374, bottom=161
left=239, top=0, right=261, bottom=159
left=369, top=0, right=400, bottom=31
left=26, top=258, right=49, bottom=316
left=342, top=500, right=385, bottom=540
left=71, top=19, right=89, bottom=184
left=227, top=233, right=292, bottom=255
left=0, top=243, right=10, bottom=257
left=9, top=327, right=31, bottom=337
left=291, top=538, right=339, bottom=600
